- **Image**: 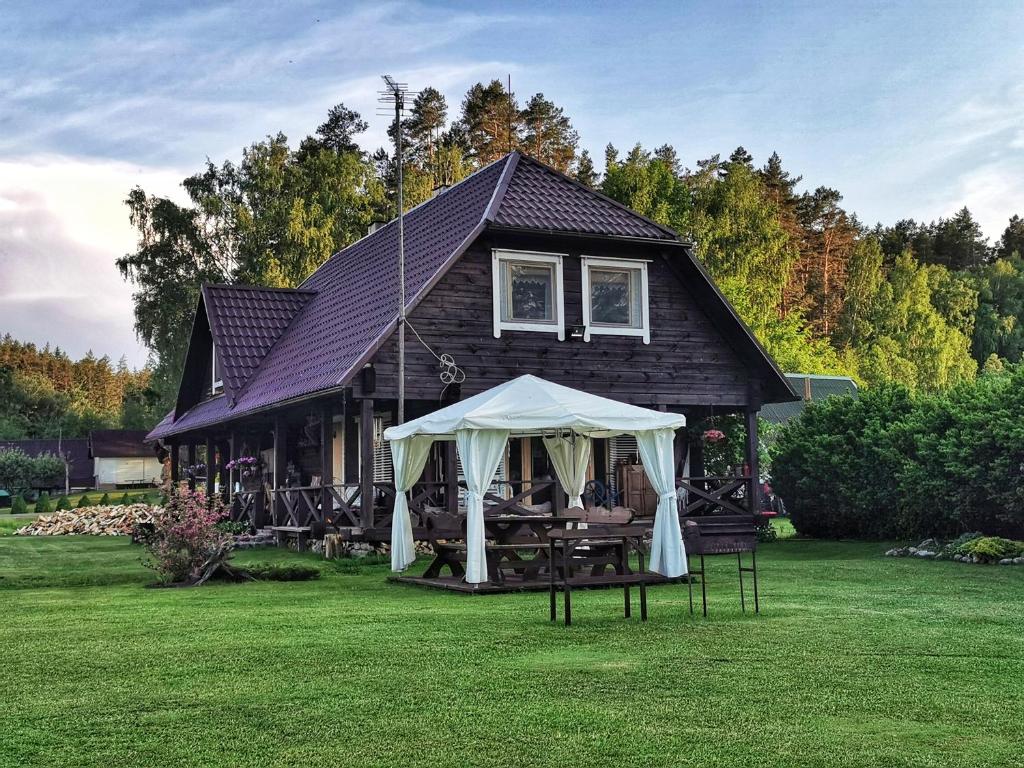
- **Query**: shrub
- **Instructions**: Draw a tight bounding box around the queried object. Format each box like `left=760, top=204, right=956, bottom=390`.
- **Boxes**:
left=957, top=536, right=1024, bottom=563
left=772, top=367, right=1024, bottom=540
left=118, top=492, right=131, bottom=506
left=11, top=494, right=27, bottom=515
left=55, top=495, right=71, bottom=511
left=215, top=519, right=249, bottom=535
left=35, top=491, right=52, bottom=515
left=98, top=493, right=111, bottom=506
left=241, top=562, right=321, bottom=581
left=76, top=494, right=93, bottom=509
left=139, top=488, right=232, bottom=584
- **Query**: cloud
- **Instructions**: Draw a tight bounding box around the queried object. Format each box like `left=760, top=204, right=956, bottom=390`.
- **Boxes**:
left=0, top=156, right=187, bottom=366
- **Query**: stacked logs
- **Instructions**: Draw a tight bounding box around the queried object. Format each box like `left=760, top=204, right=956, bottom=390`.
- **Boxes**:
left=15, top=504, right=160, bottom=536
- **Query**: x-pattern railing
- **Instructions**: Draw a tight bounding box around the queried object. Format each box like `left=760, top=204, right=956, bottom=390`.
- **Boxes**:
left=678, top=476, right=751, bottom=516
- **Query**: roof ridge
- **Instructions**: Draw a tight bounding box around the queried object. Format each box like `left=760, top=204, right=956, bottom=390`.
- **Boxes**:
left=297, top=153, right=516, bottom=290
left=507, top=153, right=680, bottom=241
left=203, top=283, right=317, bottom=295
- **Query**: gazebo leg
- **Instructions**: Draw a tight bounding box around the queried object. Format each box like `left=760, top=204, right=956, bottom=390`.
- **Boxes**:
left=623, top=584, right=631, bottom=619
left=752, top=552, right=760, bottom=614
left=687, top=555, right=694, bottom=615
left=738, top=552, right=746, bottom=613
left=700, top=554, right=708, bottom=617
left=564, top=582, right=572, bottom=626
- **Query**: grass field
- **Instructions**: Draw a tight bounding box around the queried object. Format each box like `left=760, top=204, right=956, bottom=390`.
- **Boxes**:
left=2, top=534, right=1022, bottom=768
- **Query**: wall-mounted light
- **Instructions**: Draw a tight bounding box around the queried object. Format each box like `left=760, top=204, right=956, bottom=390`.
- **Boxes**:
left=568, top=324, right=585, bottom=340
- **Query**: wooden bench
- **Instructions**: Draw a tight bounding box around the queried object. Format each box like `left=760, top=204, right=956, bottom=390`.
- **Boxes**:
left=548, top=528, right=648, bottom=626
left=270, top=525, right=312, bottom=552
left=681, top=514, right=760, bottom=616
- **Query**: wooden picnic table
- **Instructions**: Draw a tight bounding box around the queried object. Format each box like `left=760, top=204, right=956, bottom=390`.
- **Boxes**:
left=421, top=515, right=579, bottom=584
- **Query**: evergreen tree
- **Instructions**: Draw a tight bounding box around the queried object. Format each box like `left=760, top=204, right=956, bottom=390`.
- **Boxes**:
left=573, top=149, right=598, bottom=187
left=459, top=80, right=520, bottom=165
left=997, top=214, right=1024, bottom=259
left=520, top=93, right=578, bottom=171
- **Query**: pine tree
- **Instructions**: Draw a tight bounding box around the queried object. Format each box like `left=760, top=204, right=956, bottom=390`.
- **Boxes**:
left=997, top=214, right=1024, bottom=259
left=573, top=149, right=598, bottom=187
left=459, top=80, right=520, bottom=166
left=520, top=93, right=578, bottom=171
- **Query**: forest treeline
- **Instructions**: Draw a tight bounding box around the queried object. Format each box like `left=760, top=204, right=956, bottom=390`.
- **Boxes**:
left=0, top=336, right=154, bottom=439
left=11, top=79, right=1024, bottom=436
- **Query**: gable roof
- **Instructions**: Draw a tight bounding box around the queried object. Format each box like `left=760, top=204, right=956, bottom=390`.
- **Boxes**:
left=203, top=284, right=315, bottom=401
left=149, top=151, right=794, bottom=440
left=89, top=430, right=155, bottom=458
left=761, top=374, right=858, bottom=425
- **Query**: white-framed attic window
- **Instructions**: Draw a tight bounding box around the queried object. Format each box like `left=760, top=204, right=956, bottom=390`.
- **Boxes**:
left=211, top=346, right=223, bottom=394
left=582, top=256, right=651, bottom=344
left=492, top=249, right=565, bottom=340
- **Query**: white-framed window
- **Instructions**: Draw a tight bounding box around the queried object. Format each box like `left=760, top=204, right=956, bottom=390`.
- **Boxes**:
left=211, top=346, right=223, bottom=394
left=581, top=256, right=651, bottom=344
left=492, top=249, right=565, bottom=340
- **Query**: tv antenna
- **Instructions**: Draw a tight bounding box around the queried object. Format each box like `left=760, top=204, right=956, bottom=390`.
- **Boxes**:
left=378, top=75, right=417, bottom=425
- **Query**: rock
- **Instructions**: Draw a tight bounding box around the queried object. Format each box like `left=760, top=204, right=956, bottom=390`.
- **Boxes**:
left=918, top=538, right=940, bottom=550
left=916, top=550, right=936, bottom=558
left=908, top=547, right=919, bottom=554
left=1014, top=557, right=1024, bottom=565
left=999, top=558, right=1013, bottom=565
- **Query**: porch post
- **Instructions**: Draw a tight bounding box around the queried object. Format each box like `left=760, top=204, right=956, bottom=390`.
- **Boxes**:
left=744, top=407, right=761, bottom=515
left=228, top=431, right=238, bottom=495
left=169, top=440, right=180, bottom=486
left=273, top=415, right=287, bottom=526
left=218, top=439, right=230, bottom=503
left=320, top=403, right=334, bottom=524
left=444, top=441, right=458, bottom=514
left=205, top=436, right=216, bottom=501
left=187, top=443, right=197, bottom=491
left=343, top=397, right=359, bottom=484
left=359, top=398, right=374, bottom=528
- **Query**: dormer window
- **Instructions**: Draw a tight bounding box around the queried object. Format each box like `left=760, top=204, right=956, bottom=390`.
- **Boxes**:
left=492, top=249, right=565, bottom=340
left=582, top=256, right=651, bottom=344
left=212, top=346, right=223, bottom=394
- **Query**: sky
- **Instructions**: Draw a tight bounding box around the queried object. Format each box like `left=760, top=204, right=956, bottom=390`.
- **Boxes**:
left=2, top=0, right=1023, bottom=367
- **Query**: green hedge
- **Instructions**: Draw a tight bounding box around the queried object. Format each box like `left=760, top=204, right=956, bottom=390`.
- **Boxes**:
left=772, top=366, right=1024, bottom=540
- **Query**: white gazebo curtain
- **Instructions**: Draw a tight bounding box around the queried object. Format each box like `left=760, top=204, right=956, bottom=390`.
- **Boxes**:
left=456, top=428, right=510, bottom=584
left=636, top=428, right=687, bottom=578
left=542, top=434, right=591, bottom=509
left=389, top=435, right=435, bottom=572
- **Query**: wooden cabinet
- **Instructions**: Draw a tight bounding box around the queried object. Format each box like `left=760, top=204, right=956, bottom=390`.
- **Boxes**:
left=616, top=463, right=658, bottom=516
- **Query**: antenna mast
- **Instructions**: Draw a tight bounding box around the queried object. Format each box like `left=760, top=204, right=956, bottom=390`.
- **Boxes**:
left=380, top=75, right=413, bottom=425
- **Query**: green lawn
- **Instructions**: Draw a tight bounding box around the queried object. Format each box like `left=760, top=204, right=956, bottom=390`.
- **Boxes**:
left=1, top=535, right=1022, bottom=768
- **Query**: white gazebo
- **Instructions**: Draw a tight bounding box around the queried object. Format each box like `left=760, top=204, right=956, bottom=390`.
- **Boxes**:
left=383, top=375, right=687, bottom=584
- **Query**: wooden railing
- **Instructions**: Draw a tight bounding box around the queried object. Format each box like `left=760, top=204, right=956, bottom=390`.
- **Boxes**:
left=231, top=490, right=265, bottom=528
left=269, top=484, right=361, bottom=529
left=677, top=476, right=752, bottom=516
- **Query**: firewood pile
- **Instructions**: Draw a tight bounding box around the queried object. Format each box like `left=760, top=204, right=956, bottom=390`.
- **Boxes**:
left=14, top=504, right=161, bottom=536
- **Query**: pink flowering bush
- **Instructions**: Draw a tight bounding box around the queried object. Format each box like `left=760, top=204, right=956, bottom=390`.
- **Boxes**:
left=139, top=488, right=233, bottom=584
left=702, top=429, right=726, bottom=443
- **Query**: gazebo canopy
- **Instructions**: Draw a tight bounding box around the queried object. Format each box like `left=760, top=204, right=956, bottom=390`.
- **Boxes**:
left=384, top=374, right=685, bottom=440
left=383, top=375, right=688, bottom=585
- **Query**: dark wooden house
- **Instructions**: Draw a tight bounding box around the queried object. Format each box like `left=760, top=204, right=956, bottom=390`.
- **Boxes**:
left=148, top=152, right=797, bottom=541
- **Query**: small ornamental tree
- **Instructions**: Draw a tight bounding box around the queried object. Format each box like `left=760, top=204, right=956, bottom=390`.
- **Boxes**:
left=11, top=494, right=27, bottom=514
left=118, top=492, right=131, bottom=506
left=139, top=488, right=233, bottom=585
left=30, top=453, right=65, bottom=490
left=55, top=495, right=71, bottom=511
left=35, top=491, right=52, bottom=515
left=76, top=494, right=93, bottom=508
left=0, top=448, right=34, bottom=494
left=98, top=493, right=112, bottom=506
